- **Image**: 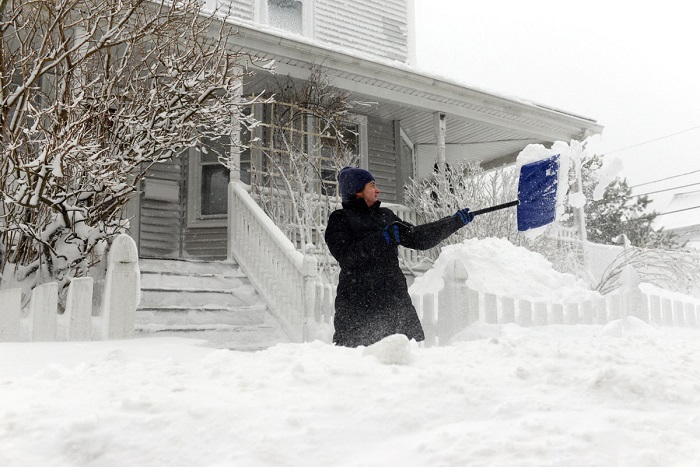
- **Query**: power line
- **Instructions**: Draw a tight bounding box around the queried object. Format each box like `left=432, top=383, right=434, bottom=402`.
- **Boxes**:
left=656, top=205, right=700, bottom=217
left=632, top=181, right=700, bottom=198
left=602, top=124, right=700, bottom=157
left=620, top=204, right=700, bottom=222
left=630, top=169, right=700, bottom=188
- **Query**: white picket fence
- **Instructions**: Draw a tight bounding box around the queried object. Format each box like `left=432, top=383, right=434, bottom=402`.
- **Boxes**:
left=410, top=258, right=700, bottom=346
left=0, top=234, right=140, bottom=342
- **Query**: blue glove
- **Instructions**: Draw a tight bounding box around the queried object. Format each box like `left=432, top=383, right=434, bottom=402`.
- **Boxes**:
left=382, top=222, right=401, bottom=245
left=455, top=208, right=474, bottom=225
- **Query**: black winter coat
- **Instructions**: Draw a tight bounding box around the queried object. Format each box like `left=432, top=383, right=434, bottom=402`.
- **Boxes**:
left=325, top=198, right=465, bottom=347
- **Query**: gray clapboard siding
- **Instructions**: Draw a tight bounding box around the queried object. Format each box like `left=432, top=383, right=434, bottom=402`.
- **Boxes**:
left=315, top=0, right=409, bottom=62
left=220, top=0, right=255, bottom=21
left=184, top=227, right=228, bottom=260
left=139, top=158, right=184, bottom=259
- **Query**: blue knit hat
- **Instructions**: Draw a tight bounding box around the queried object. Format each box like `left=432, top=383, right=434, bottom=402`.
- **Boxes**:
left=338, top=166, right=375, bottom=201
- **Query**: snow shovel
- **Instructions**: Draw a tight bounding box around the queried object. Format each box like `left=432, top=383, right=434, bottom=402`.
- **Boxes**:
left=470, top=154, right=560, bottom=231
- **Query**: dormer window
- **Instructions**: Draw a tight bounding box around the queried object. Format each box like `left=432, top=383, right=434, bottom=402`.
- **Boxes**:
left=258, top=0, right=314, bottom=37
left=269, top=0, right=302, bottom=34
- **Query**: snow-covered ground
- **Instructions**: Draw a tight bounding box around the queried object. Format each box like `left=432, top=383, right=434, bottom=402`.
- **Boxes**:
left=3, top=237, right=700, bottom=466
left=2, top=324, right=700, bottom=466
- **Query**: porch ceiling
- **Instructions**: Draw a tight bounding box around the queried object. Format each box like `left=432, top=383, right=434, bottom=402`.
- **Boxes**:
left=227, top=19, right=603, bottom=167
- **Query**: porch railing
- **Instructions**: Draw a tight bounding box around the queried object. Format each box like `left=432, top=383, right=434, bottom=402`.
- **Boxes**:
left=229, top=181, right=334, bottom=342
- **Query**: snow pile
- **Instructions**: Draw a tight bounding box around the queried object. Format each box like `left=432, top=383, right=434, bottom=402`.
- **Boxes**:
left=362, top=333, right=414, bottom=365
left=410, top=237, right=601, bottom=303
left=600, top=316, right=659, bottom=337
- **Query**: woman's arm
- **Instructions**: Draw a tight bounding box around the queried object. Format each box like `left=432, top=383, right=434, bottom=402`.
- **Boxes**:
left=398, top=215, right=464, bottom=251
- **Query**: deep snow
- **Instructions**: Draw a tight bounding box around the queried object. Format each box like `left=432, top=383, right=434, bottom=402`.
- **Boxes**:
left=2, top=238, right=700, bottom=466
left=2, top=325, right=700, bottom=466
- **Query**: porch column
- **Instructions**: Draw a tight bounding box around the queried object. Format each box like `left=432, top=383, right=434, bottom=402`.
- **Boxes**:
left=229, top=75, right=243, bottom=183
left=434, top=112, right=447, bottom=173
left=228, top=76, right=243, bottom=262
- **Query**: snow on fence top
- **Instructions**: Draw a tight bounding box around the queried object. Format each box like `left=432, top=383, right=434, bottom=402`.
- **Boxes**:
left=0, top=234, right=140, bottom=342
left=408, top=237, right=700, bottom=346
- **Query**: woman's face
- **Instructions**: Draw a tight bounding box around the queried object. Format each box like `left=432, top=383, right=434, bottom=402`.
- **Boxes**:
left=357, top=180, right=380, bottom=207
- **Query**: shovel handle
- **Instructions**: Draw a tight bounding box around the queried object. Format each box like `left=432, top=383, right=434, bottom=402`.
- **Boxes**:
left=471, top=200, right=520, bottom=216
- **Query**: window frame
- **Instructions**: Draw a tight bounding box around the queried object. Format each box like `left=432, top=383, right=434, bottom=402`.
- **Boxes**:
left=187, top=102, right=367, bottom=227
left=256, top=0, right=315, bottom=37
left=186, top=139, right=231, bottom=228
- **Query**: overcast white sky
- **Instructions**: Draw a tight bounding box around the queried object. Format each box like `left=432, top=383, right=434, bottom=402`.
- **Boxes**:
left=414, top=0, right=700, bottom=217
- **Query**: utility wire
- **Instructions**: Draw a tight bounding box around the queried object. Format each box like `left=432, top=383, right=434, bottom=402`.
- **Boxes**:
left=630, top=169, right=700, bottom=188
left=656, top=205, right=700, bottom=217
left=631, top=181, right=700, bottom=198
left=602, top=124, right=700, bottom=157
left=619, top=204, right=700, bottom=222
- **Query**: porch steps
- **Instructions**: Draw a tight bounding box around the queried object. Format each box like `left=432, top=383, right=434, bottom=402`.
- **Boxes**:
left=136, top=259, right=287, bottom=348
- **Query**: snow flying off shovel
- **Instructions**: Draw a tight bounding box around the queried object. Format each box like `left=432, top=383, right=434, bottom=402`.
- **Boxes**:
left=470, top=154, right=560, bottom=231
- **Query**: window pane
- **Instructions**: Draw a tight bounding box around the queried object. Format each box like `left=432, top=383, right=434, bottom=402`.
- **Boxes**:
left=201, top=164, right=230, bottom=215
left=268, top=0, right=303, bottom=34
left=201, top=135, right=231, bottom=163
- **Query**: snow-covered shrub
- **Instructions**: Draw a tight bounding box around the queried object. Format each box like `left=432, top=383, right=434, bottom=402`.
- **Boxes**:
left=0, top=0, right=261, bottom=300
left=404, top=161, right=518, bottom=244
left=596, top=246, right=700, bottom=296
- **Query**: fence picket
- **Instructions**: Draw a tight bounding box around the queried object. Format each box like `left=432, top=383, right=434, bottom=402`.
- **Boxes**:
left=565, top=303, right=580, bottom=325
left=501, top=297, right=515, bottom=324
left=484, top=293, right=497, bottom=324
left=634, top=293, right=650, bottom=322
left=673, top=300, right=685, bottom=326
left=581, top=300, right=593, bottom=324
left=422, top=293, right=436, bottom=347
left=684, top=303, right=696, bottom=327
left=534, top=302, right=548, bottom=326
left=0, top=288, right=21, bottom=341
left=609, top=294, right=621, bottom=320
left=517, top=300, right=532, bottom=327
left=437, top=259, right=470, bottom=343
left=29, top=282, right=58, bottom=342
left=661, top=298, right=673, bottom=325
left=650, top=295, right=661, bottom=323
left=102, top=234, right=139, bottom=339
left=594, top=298, right=608, bottom=324
left=551, top=303, right=564, bottom=324
left=64, top=277, right=94, bottom=341
left=466, top=288, right=479, bottom=326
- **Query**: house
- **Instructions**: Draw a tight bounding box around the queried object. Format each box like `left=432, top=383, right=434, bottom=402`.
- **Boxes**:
left=127, top=0, right=603, bottom=340
left=660, top=190, right=700, bottom=249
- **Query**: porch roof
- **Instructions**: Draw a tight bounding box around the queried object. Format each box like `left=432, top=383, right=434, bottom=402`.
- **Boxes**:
left=225, top=19, right=603, bottom=168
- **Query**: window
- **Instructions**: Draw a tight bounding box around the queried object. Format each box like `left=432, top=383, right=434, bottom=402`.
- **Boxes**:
left=188, top=135, right=231, bottom=226
left=268, top=0, right=303, bottom=34
left=319, top=121, right=362, bottom=196
left=245, top=100, right=367, bottom=198
left=258, top=0, right=314, bottom=36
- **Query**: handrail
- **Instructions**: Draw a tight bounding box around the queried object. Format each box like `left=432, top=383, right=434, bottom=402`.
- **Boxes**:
left=228, top=181, right=319, bottom=342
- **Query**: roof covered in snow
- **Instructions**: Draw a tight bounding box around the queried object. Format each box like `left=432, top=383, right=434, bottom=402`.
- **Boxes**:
left=661, top=190, right=700, bottom=231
